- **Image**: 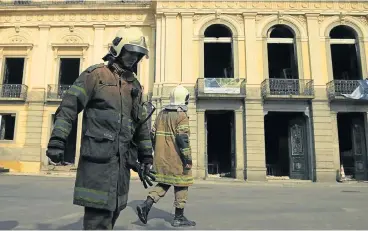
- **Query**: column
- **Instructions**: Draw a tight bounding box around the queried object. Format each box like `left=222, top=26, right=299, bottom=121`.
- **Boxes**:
left=245, top=102, right=266, bottom=181
left=307, top=14, right=336, bottom=182
left=306, top=14, right=324, bottom=85
left=164, top=13, right=178, bottom=83
left=235, top=110, right=245, bottom=180
left=24, top=25, right=50, bottom=171
left=243, top=13, right=258, bottom=84
left=331, top=111, right=340, bottom=181
left=148, top=24, right=156, bottom=93
left=360, top=38, right=368, bottom=77
left=0, top=48, right=3, bottom=83
left=93, top=25, right=105, bottom=64
left=196, top=110, right=206, bottom=179
left=181, top=12, right=194, bottom=83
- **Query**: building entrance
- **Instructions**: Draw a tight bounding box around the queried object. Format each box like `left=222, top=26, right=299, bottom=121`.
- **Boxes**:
left=264, top=112, right=310, bottom=180
left=205, top=110, right=235, bottom=178
left=337, top=112, right=368, bottom=181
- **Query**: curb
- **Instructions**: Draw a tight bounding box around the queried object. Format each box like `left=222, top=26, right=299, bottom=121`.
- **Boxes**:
left=3, top=172, right=368, bottom=187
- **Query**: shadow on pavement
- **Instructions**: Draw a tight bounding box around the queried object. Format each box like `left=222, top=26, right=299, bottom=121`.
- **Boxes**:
left=0, top=220, right=19, bottom=230
left=127, top=200, right=178, bottom=230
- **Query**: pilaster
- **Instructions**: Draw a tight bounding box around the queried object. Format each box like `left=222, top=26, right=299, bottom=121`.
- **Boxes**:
left=306, top=14, right=324, bottom=86
left=245, top=100, right=267, bottom=181
left=196, top=110, right=206, bottom=179
left=181, top=12, right=194, bottom=83
left=92, top=24, right=105, bottom=64
left=243, top=13, right=258, bottom=84
left=235, top=110, right=245, bottom=180
left=164, top=13, right=178, bottom=83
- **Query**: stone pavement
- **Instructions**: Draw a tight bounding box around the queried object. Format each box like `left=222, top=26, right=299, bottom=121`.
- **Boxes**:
left=1, top=175, right=368, bottom=230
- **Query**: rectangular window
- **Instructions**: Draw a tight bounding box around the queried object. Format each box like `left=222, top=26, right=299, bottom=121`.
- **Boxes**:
left=3, top=57, right=25, bottom=85
left=58, top=58, right=81, bottom=85
left=0, top=114, right=16, bottom=141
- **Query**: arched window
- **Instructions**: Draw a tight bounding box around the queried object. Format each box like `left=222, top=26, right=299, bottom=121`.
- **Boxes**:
left=203, top=24, right=234, bottom=78
left=266, top=25, right=299, bottom=80
left=329, top=25, right=361, bottom=80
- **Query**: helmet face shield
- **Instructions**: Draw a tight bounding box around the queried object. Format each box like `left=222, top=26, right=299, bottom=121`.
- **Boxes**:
left=124, top=44, right=148, bottom=58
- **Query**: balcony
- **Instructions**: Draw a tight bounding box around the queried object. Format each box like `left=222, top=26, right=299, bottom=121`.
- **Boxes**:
left=326, top=80, right=362, bottom=101
left=47, top=84, right=71, bottom=101
left=195, top=78, right=246, bottom=99
left=0, top=84, right=28, bottom=101
left=261, top=79, right=314, bottom=100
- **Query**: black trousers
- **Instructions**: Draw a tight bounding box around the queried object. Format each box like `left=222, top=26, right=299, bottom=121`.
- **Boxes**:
left=83, top=207, right=121, bottom=230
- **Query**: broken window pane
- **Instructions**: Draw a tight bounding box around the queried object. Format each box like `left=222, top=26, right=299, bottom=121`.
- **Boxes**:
left=0, top=114, right=16, bottom=141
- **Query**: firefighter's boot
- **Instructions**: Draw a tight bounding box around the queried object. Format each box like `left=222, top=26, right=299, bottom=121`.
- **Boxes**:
left=171, top=208, right=196, bottom=227
left=136, top=196, right=154, bottom=224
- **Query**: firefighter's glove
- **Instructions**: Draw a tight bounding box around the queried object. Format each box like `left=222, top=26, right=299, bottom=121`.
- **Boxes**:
left=46, top=148, right=65, bottom=165
left=137, top=163, right=156, bottom=189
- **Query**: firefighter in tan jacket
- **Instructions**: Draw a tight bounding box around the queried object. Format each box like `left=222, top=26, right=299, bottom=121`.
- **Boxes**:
left=136, top=85, right=196, bottom=227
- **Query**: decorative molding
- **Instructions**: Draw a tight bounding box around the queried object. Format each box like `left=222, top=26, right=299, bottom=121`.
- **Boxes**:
left=0, top=43, right=33, bottom=48
left=0, top=12, right=155, bottom=25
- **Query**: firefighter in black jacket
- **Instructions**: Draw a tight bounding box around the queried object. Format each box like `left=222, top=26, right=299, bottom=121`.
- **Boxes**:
left=46, top=28, right=155, bottom=230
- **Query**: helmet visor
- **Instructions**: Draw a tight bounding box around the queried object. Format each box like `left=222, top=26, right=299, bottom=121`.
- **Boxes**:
left=124, top=44, right=149, bottom=58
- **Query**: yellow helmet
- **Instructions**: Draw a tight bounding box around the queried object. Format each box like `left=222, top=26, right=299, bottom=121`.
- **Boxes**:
left=169, top=85, right=190, bottom=106
left=109, top=28, right=149, bottom=59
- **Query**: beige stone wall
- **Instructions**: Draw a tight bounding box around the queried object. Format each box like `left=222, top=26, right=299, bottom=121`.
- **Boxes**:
left=0, top=1, right=367, bottom=181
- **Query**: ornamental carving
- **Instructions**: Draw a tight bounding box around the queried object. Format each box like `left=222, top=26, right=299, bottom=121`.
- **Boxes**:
left=357, top=16, right=368, bottom=26
left=9, top=36, right=26, bottom=43
left=63, top=35, right=82, bottom=44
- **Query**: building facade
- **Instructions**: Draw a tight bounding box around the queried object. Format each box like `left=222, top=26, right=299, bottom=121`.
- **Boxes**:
left=1, top=0, right=368, bottom=182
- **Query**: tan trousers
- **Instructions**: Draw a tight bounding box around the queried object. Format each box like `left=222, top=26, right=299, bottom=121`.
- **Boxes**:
left=148, top=183, right=188, bottom=209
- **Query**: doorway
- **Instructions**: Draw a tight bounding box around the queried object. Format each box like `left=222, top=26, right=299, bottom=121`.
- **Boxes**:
left=50, top=114, right=78, bottom=165
left=205, top=110, right=235, bottom=178
left=264, top=112, right=309, bottom=180
left=337, top=112, right=368, bottom=181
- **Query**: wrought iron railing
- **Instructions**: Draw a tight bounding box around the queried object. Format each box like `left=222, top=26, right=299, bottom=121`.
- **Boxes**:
left=0, top=0, right=152, bottom=6
left=326, top=80, right=361, bottom=100
left=261, top=78, right=314, bottom=99
left=0, top=84, right=28, bottom=100
left=195, top=78, right=246, bottom=99
left=47, top=84, right=71, bottom=100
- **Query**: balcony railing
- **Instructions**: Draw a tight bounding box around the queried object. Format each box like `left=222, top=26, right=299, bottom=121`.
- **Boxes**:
left=0, top=84, right=28, bottom=100
left=326, top=80, right=361, bottom=100
left=195, top=78, right=246, bottom=99
left=47, top=84, right=72, bottom=100
left=261, top=78, right=314, bottom=100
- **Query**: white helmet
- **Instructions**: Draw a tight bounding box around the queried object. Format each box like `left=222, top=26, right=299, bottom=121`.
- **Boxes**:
left=169, top=85, right=190, bottom=106
left=109, top=28, right=149, bottom=60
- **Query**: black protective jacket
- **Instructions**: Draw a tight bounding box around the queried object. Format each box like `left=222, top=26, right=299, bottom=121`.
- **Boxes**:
left=47, top=62, right=153, bottom=211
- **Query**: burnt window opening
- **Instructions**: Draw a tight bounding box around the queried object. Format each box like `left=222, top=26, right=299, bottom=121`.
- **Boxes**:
left=267, top=25, right=298, bottom=80
left=58, top=58, right=81, bottom=85
left=330, top=25, right=357, bottom=39
left=0, top=114, right=16, bottom=141
left=329, top=26, right=361, bottom=80
left=3, top=58, right=25, bottom=84
left=204, top=24, right=234, bottom=78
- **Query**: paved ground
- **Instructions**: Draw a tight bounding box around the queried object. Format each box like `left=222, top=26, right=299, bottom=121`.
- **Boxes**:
left=1, top=175, right=368, bottom=230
